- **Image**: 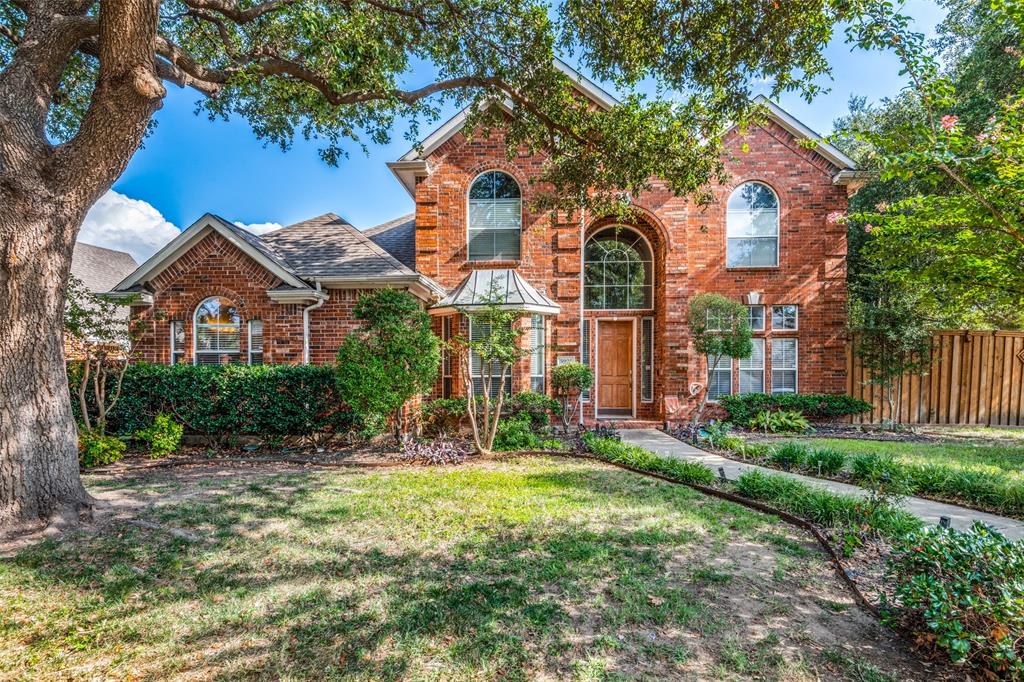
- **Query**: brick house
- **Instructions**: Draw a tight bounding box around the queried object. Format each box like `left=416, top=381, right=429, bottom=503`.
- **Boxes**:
left=108, top=60, right=863, bottom=425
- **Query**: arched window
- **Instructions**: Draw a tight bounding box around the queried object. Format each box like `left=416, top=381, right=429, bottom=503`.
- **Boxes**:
left=194, top=296, right=241, bottom=365
left=468, top=170, right=521, bottom=261
left=726, top=181, right=779, bottom=268
left=584, top=227, right=653, bottom=309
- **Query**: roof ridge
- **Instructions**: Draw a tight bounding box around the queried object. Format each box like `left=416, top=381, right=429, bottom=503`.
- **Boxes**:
left=364, top=213, right=414, bottom=236
left=346, top=220, right=416, bottom=274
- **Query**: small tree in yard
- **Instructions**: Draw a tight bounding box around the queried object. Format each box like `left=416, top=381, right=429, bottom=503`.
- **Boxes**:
left=335, top=289, right=440, bottom=446
left=552, top=362, right=594, bottom=431
left=452, top=293, right=529, bottom=457
left=849, top=281, right=932, bottom=429
left=64, top=275, right=140, bottom=437
left=688, top=293, right=752, bottom=431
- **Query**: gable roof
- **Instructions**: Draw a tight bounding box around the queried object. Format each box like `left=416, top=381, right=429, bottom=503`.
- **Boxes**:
left=364, top=213, right=416, bottom=270
left=111, top=211, right=445, bottom=301
left=71, top=242, right=138, bottom=293
left=387, top=68, right=857, bottom=195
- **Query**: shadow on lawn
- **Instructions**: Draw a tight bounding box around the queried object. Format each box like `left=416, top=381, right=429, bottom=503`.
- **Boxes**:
left=2, top=462, right=934, bottom=681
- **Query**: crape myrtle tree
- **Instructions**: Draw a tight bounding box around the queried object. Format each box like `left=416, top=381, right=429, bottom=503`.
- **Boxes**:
left=687, top=293, right=752, bottom=432
left=0, top=0, right=875, bottom=531
left=334, top=288, right=440, bottom=446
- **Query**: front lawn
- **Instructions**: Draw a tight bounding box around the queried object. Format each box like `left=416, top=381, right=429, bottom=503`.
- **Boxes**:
left=0, top=458, right=928, bottom=680
left=800, top=437, right=1024, bottom=475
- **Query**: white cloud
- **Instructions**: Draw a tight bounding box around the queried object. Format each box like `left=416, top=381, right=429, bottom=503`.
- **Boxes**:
left=79, top=190, right=180, bottom=262
left=234, top=220, right=283, bottom=235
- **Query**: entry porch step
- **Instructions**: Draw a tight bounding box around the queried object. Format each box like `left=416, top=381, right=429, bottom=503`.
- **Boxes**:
left=584, top=419, right=663, bottom=430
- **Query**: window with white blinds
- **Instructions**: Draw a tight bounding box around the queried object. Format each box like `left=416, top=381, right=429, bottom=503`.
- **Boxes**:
left=739, top=338, right=764, bottom=393
left=530, top=315, right=545, bottom=393
left=170, top=321, right=185, bottom=365
left=641, top=317, right=653, bottom=403
left=194, top=296, right=241, bottom=365
left=468, top=171, right=521, bottom=261
left=771, top=338, right=798, bottom=394
left=248, top=320, right=264, bottom=365
left=441, top=316, right=453, bottom=398
left=727, top=181, right=779, bottom=268
left=707, top=355, right=732, bottom=400
left=469, top=319, right=511, bottom=397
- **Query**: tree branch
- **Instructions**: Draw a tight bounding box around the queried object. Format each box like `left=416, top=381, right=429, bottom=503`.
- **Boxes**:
left=177, top=0, right=298, bottom=23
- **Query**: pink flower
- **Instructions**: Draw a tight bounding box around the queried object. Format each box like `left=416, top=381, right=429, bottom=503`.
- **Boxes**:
left=941, top=115, right=959, bottom=132
left=826, top=211, right=846, bottom=225
left=864, top=224, right=874, bottom=233
left=875, top=202, right=889, bottom=213
left=976, top=132, right=990, bottom=143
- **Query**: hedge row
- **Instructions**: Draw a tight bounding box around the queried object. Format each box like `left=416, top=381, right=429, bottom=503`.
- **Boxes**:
left=68, top=363, right=358, bottom=439
left=717, top=393, right=872, bottom=423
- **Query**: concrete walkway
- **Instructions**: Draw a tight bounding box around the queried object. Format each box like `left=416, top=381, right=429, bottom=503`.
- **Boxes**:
left=620, top=429, right=1024, bottom=540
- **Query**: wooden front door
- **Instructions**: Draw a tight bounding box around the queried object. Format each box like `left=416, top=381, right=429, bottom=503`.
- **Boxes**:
left=598, top=320, right=633, bottom=415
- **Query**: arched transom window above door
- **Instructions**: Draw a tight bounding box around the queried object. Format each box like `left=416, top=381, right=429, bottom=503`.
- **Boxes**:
left=726, top=181, right=779, bottom=268
left=194, top=296, right=241, bottom=365
left=584, top=227, right=653, bottom=310
left=468, top=170, right=521, bottom=261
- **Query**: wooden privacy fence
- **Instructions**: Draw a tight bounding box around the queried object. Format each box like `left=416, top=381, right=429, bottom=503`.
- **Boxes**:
left=847, top=330, right=1024, bottom=426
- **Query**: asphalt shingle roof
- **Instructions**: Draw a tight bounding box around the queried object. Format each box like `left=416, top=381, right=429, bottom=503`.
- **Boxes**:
left=260, top=213, right=415, bottom=279
left=71, top=242, right=138, bottom=293
left=364, top=214, right=415, bottom=270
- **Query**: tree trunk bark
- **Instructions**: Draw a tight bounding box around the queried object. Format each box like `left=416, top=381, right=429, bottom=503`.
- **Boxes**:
left=0, top=199, right=93, bottom=533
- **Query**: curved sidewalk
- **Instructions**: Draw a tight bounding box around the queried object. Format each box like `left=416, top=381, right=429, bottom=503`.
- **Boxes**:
left=620, top=429, right=1024, bottom=541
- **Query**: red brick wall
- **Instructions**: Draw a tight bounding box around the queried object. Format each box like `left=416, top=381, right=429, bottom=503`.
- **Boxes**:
left=133, top=232, right=376, bottom=366
left=415, top=120, right=849, bottom=422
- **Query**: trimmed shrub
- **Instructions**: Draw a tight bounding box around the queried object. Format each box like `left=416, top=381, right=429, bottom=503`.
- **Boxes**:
left=135, top=413, right=183, bottom=459
left=583, top=434, right=716, bottom=485
left=68, top=363, right=359, bottom=440
left=503, top=391, right=559, bottom=430
left=78, top=430, right=126, bottom=468
left=809, top=447, right=846, bottom=476
left=885, top=523, right=1024, bottom=677
left=420, top=398, right=467, bottom=436
left=493, top=415, right=544, bottom=452
left=718, top=393, right=872, bottom=423
left=770, top=442, right=810, bottom=470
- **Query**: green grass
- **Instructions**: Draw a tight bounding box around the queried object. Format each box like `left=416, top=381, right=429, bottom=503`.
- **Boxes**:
left=0, top=458, right=920, bottom=680
left=801, top=437, right=1024, bottom=475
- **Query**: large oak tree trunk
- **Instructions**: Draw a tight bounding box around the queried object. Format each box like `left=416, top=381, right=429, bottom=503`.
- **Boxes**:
left=0, top=0, right=163, bottom=533
left=0, top=199, right=93, bottom=531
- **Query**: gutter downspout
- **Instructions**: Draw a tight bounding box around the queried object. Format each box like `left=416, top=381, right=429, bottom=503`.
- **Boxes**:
left=579, top=206, right=586, bottom=427
left=302, top=281, right=325, bottom=364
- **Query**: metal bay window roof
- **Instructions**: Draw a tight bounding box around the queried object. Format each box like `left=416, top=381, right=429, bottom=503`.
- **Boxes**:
left=430, top=269, right=560, bottom=316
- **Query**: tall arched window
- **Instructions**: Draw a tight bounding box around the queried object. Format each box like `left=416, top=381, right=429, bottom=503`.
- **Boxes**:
left=584, top=227, right=653, bottom=309
left=468, top=170, right=521, bottom=261
left=194, top=296, right=241, bottom=365
left=726, top=181, right=779, bottom=268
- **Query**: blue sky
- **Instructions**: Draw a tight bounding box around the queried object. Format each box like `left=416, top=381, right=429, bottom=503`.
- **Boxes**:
left=82, top=1, right=946, bottom=261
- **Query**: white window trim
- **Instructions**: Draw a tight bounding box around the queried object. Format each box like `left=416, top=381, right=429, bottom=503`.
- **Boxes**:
left=771, top=304, right=799, bottom=331
left=739, top=338, right=765, bottom=394
left=441, top=316, right=453, bottom=398
left=580, top=318, right=591, bottom=403
left=530, top=314, right=545, bottom=393
left=169, top=320, right=184, bottom=365
left=583, top=226, right=656, bottom=312
left=726, top=181, right=780, bottom=269
left=247, top=320, right=263, bottom=365
left=193, top=296, right=241, bottom=366
left=771, top=338, right=799, bottom=394
left=706, top=354, right=733, bottom=403
left=641, top=316, right=654, bottom=403
left=747, top=305, right=765, bottom=332
left=467, top=169, right=523, bottom=262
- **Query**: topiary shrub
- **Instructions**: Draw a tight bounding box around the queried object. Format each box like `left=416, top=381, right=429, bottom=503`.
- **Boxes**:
left=78, top=429, right=126, bottom=468
left=718, top=393, right=872, bottom=423
left=884, top=523, right=1024, bottom=677
left=134, top=413, right=183, bottom=459
left=551, top=362, right=594, bottom=429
